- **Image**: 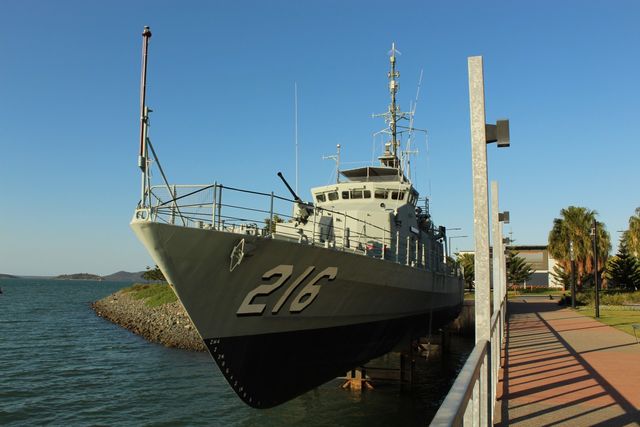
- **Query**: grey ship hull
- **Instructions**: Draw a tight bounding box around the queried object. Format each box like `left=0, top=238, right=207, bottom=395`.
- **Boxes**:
left=131, top=220, right=463, bottom=408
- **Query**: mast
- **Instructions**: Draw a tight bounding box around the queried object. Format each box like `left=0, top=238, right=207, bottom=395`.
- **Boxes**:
left=375, top=42, right=407, bottom=174
left=389, top=42, right=399, bottom=160
left=138, top=26, right=152, bottom=207
left=295, top=82, right=299, bottom=194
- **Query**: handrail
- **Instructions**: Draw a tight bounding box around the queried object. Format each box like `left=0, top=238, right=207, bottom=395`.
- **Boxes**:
left=149, top=183, right=441, bottom=236
left=148, top=183, right=392, bottom=237
left=430, top=294, right=507, bottom=426
left=156, top=183, right=216, bottom=207
left=490, top=299, right=504, bottom=333
left=430, top=340, right=489, bottom=426
left=141, top=183, right=457, bottom=275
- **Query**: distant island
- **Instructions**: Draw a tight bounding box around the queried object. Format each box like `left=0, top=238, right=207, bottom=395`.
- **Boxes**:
left=102, top=271, right=148, bottom=282
left=54, top=273, right=104, bottom=281
left=54, top=271, right=149, bottom=282
left=0, top=270, right=149, bottom=282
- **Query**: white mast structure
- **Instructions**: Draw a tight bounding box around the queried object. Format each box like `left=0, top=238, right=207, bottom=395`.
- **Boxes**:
left=138, top=26, right=152, bottom=208
left=294, top=82, right=299, bottom=195
left=373, top=42, right=414, bottom=180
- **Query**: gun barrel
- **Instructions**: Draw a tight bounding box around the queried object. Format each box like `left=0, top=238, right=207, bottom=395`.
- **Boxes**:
left=277, top=172, right=302, bottom=202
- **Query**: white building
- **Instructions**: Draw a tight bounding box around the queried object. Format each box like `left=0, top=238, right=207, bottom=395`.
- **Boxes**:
left=457, top=245, right=562, bottom=289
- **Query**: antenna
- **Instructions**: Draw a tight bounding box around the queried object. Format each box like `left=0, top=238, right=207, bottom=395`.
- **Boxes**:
left=294, top=82, right=299, bottom=194
left=408, top=69, right=424, bottom=134
left=322, top=144, right=341, bottom=183
left=404, top=68, right=424, bottom=181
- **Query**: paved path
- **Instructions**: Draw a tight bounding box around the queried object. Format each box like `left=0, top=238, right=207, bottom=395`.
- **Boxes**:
left=495, top=297, right=640, bottom=426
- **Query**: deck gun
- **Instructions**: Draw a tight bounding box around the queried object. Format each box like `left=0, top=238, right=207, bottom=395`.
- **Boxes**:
left=277, top=172, right=313, bottom=225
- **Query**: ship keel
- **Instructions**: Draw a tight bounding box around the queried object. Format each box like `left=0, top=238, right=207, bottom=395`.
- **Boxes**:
left=204, top=309, right=456, bottom=408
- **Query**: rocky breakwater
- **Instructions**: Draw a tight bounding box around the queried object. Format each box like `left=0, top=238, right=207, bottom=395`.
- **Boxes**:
left=92, top=286, right=206, bottom=351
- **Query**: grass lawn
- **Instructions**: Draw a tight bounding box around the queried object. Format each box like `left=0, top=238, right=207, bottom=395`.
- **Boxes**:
left=465, top=288, right=564, bottom=301
left=508, top=288, right=565, bottom=297
left=122, top=283, right=177, bottom=307
left=577, top=306, right=640, bottom=338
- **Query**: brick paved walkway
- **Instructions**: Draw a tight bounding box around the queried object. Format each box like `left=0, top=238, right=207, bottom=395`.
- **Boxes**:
left=495, top=297, right=640, bottom=426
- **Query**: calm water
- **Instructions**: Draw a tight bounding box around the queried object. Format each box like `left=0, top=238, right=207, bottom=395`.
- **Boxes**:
left=0, top=279, right=472, bottom=426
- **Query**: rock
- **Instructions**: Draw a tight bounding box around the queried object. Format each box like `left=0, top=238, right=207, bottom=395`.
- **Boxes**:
left=91, top=290, right=206, bottom=352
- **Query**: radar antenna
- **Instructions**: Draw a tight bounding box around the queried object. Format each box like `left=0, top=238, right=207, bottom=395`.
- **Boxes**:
left=373, top=42, right=411, bottom=175
left=389, top=42, right=401, bottom=157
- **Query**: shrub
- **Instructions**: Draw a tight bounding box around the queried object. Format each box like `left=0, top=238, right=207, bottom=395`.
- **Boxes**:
left=121, top=283, right=177, bottom=307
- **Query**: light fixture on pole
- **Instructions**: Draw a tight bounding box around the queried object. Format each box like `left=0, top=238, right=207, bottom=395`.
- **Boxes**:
left=570, top=241, right=576, bottom=309
left=443, top=227, right=461, bottom=259
left=591, top=219, right=600, bottom=318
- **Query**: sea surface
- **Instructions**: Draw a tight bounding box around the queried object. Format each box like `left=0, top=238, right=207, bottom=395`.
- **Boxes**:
left=0, top=279, right=472, bottom=426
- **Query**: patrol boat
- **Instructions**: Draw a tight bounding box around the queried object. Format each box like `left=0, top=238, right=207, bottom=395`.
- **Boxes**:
left=131, top=27, right=463, bottom=409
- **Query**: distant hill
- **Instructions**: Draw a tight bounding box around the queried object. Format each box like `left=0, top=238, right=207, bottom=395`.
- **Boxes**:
left=54, top=273, right=103, bottom=281
left=102, top=271, right=148, bottom=282
left=11, top=271, right=150, bottom=282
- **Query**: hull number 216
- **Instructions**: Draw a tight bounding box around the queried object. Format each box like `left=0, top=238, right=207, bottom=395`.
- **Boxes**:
left=236, top=265, right=338, bottom=315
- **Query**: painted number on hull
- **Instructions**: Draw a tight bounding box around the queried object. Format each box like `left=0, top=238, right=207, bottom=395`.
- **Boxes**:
left=236, top=265, right=338, bottom=316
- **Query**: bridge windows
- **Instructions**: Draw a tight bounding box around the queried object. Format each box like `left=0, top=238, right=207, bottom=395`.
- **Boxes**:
left=315, top=188, right=383, bottom=202
left=407, top=190, right=419, bottom=206
left=391, top=191, right=405, bottom=201
left=340, top=189, right=372, bottom=200
left=375, top=189, right=388, bottom=199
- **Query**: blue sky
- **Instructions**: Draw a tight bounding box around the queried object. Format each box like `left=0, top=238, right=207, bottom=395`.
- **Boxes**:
left=1, top=1, right=638, bottom=276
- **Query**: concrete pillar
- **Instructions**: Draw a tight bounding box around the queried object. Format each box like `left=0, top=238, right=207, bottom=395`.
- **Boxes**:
left=468, top=55, right=491, bottom=426
left=491, top=182, right=501, bottom=319
left=491, top=181, right=500, bottom=406
left=498, top=215, right=506, bottom=319
left=500, top=219, right=507, bottom=361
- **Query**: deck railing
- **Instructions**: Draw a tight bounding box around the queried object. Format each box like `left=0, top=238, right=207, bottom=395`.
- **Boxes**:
left=134, top=183, right=459, bottom=276
left=430, top=296, right=507, bottom=426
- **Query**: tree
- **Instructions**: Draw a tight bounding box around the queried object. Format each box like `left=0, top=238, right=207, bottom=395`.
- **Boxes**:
left=550, top=264, right=571, bottom=290
left=506, top=250, right=534, bottom=287
left=605, top=239, right=640, bottom=290
left=142, top=265, right=166, bottom=283
left=548, top=206, right=611, bottom=290
left=624, top=207, right=640, bottom=257
left=457, top=253, right=475, bottom=290
left=264, top=214, right=284, bottom=234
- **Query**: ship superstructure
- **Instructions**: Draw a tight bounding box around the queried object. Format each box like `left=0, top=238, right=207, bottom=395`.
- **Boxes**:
left=130, top=28, right=463, bottom=409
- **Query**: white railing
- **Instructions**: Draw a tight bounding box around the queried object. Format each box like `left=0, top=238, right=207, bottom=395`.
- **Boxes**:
left=135, top=183, right=460, bottom=276
left=430, top=296, right=507, bottom=426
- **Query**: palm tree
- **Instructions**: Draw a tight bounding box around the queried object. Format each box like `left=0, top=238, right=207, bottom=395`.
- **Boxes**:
left=624, top=207, right=640, bottom=257
left=457, top=253, right=475, bottom=291
left=548, top=206, right=611, bottom=290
